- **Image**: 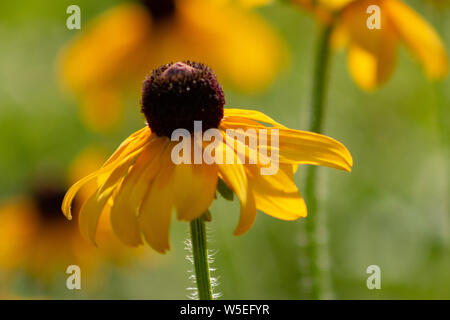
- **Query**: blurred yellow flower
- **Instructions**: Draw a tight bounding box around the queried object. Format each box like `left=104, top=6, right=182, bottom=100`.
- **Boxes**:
left=58, top=0, right=287, bottom=131
left=62, top=61, right=352, bottom=254
left=293, top=0, right=448, bottom=90
left=0, top=148, right=138, bottom=282
left=0, top=189, right=94, bottom=280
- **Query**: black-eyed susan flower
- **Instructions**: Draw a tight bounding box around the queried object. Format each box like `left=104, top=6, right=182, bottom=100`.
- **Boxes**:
left=62, top=61, right=353, bottom=255
left=0, top=149, right=139, bottom=284
left=0, top=181, right=93, bottom=281
left=293, top=0, right=448, bottom=90
left=58, top=0, right=287, bottom=131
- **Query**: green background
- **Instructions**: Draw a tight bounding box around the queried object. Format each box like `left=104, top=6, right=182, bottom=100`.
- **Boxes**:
left=0, top=0, right=448, bottom=299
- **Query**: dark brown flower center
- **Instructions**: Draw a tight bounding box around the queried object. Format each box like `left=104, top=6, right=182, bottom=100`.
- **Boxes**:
left=141, top=0, right=176, bottom=21
left=141, top=61, right=225, bottom=137
left=32, top=185, right=67, bottom=222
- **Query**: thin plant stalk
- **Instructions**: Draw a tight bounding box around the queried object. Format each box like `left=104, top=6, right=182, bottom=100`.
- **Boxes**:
left=301, top=20, right=335, bottom=300
left=190, top=216, right=213, bottom=300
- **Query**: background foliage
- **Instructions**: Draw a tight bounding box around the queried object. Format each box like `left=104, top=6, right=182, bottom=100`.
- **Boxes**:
left=0, top=0, right=448, bottom=299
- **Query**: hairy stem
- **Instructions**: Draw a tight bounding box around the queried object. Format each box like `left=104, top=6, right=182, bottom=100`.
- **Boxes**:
left=190, top=216, right=213, bottom=300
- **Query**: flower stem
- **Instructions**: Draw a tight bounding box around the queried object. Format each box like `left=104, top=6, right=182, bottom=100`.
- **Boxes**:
left=190, top=215, right=213, bottom=300
left=301, top=21, right=334, bottom=300
left=310, top=22, right=333, bottom=133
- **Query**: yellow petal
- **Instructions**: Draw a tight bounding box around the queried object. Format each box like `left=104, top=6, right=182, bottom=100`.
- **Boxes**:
left=385, top=0, right=448, bottom=79
left=335, top=0, right=398, bottom=89
left=347, top=44, right=378, bottom=90
left=103, top=127, right=151, bottom=167
left=233, top=184, right=257, bottom=236
left=97, top=142, right=147, bottom=196
left=216, top=142, right=248, bottom=204
left=221, top=117, right=353, bottom=171
left=62, top=128, right=150, bottom=219
left=277, top=129, right=353, bottom=171
left=78, top=186, right=115, bottom=245
left=67, top=146, right=107, bottom=188
left=109, top=138, right=166, bottom=246
left=246, top=164, right=307, bottom=220
left=62, top=171, right=100, bottom=220
left=138, top=148, right=175, bottom=253
left=172, top=162, right=218, bottom=221
left=224, top=108, right=287, bottom=128
left=215, top=141, right=257, bottom=235
left=347, top=36, right=397, bottom=91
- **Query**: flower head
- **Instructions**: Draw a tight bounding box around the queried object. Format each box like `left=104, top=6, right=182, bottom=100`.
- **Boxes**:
left=62, top=61, right=353, bottom=254
left=141, top=61, right=225, bottom=136
left=58, top=0, right=287, bottom=131
left=293, top=0, right=448, bottom=90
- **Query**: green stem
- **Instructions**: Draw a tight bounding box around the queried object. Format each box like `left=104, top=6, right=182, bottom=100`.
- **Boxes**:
left=302, top=21, right=334, bottom=300
left=310, top=22, right=333, bottom=133
left=190, top=216, right=213, bottom=300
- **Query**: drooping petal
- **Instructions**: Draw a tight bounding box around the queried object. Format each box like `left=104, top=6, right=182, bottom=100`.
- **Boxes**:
left=67, top=147, right=108, bottom=201
left=109, top=138, right=167, bottom=246
left=246, top=164, right=307, bottom=220
left=221, top=129, right=260, bottom=165
left=171, top=162, right=218, bottom=221
left=277, top=128, right=353, bottom=171
left=216, top=142, right=248, bottom=204
left=215, top=141, right=257, bottom=235
left=233, top=184, right=257, bottom=236
left=337, top=0, right=398, bottom=89
left=138, top=147, right=175, bottom=253
left=220, top=123, right=306, bottom=221
left=347, top=34, right=397, bottom=90
left=97, top=143, right=148, bottom=196
left=78, top=184, right=116, bottom=245
left=62, top=128, right=150, bottom=219
left=385, top=0, right=448, bottom=79
left=221, top=116, right=353, bottom=171
left=62, top=172, right=98, bottom=220
left=102, top=127, right=151, bottom=167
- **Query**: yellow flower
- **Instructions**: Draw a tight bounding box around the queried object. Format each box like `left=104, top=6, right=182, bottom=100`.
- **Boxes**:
left=0, top=148, right=138, bottom=281
left=0, top=188, right=94, bottom=280
left=293, top=0, right=449, bottom=90
left=62, top=61, right=353, bottom=253
left=67, top=148, right=144, bottom=262
left=58, top=0, right=287, bottom=131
